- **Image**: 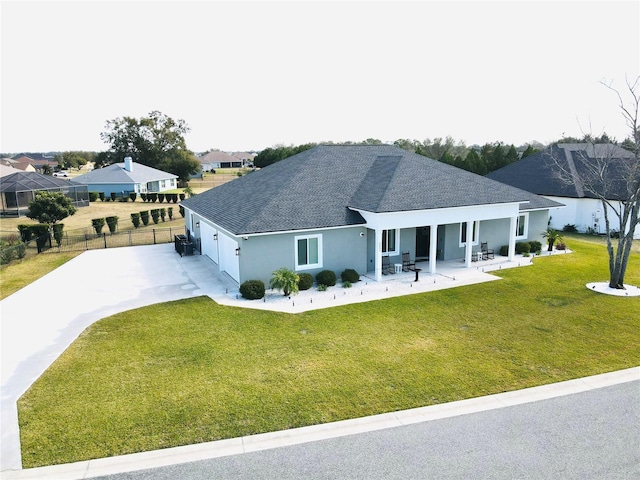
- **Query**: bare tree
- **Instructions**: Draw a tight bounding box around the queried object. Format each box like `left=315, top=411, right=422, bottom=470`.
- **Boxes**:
left=552, top=77, right=639, bottom=289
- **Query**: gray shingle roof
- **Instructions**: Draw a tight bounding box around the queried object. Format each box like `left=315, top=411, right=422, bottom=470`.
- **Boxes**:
left=0, top=171, right=73, bottom=192
left=71, top=161, right=177, bottom=185
left=182, top=144, right=558, bottom=235
left=487, top=143, right=637, bottom=201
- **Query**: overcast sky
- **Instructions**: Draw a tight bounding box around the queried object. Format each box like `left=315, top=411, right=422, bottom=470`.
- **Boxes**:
left=1, top=0, right=638, bottom=154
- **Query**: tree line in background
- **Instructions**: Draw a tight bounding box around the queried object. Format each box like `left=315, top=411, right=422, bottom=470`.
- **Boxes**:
left=253, top=133, right=629, bottom=174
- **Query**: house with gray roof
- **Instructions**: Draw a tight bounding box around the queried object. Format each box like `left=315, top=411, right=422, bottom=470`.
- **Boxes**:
left=181, top=144, right=562, bottom=285
left=71, top=157, right=177, bottom=197
left=487, top=143, right=639, bottom=239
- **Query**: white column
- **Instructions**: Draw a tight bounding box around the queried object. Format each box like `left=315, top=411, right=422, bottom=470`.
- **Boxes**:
left=429, top=224, right=438, bottom=274
left=508, top=216, right=517, bottom=260
left=374, top=228, right=383, bottom=282
left=465, top=220, right=473, bottom=267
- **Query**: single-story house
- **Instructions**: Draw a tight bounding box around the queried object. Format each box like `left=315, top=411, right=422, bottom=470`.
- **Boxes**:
left=0, top=171, right=90, bottom=217
left=9, top=153, right=58, bottom=173
left=487, top=143, right=640, bottom=239
left=71, top=157, right=177, bottom=197
left=181, top=144, right=563, bottom=285
left=198, top=151, right=244, bottom=172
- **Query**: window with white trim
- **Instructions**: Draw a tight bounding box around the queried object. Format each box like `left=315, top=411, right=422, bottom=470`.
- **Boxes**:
left=295, top=234, right=322, bottom=270
left=459, top=221, right=479, bottom=247
left=382, top=229, right=398, bottom=255
left=515, top=214, right=528, bottom=239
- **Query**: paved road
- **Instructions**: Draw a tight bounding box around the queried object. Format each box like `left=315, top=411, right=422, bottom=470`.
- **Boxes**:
left=88, top=380, right=639, bottom=480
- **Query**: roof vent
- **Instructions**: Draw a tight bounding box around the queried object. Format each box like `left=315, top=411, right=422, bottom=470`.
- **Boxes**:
left=124, top=157, right=133, bottom=172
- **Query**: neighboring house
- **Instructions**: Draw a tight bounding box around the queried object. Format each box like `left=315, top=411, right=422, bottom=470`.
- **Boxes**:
left=71, top=157, right=178, bottom=197
left=181, top=144, right=562, bottom=285
left=199, top=150, right=244, bottom=171
left=0, top=171, right=89, bottom=217
left=1, top=158, right=37, bottom=172
left=231, top=151, right=257, bottom=167
left=10, top=153, right=57, bottom=173
left=487, top=143, right=640, bottom=239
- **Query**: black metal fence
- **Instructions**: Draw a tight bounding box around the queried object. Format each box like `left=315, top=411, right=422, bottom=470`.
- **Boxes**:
left=42, top=227, right=184, bottom=253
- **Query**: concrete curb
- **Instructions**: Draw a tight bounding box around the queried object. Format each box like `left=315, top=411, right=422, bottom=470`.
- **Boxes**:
left=3, top=366, right=637, bottom=480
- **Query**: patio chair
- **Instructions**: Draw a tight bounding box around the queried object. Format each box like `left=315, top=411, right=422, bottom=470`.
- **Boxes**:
left=481, top=242, right=494, bottom=260
left=402, top=251, right=416, bottom=271
left=382, top=255, right=395, bottom=275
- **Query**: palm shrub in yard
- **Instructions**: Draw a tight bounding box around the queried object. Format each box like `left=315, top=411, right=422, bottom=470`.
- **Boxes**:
left=270, top=267, right=299, bottom=296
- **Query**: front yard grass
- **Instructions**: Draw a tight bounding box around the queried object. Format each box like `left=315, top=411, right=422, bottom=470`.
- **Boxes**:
left=17, top=237, right=640, bottom=468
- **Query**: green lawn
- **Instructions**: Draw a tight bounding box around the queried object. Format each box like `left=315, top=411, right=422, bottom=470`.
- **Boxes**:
left=17, top=236, right=640, bottom=468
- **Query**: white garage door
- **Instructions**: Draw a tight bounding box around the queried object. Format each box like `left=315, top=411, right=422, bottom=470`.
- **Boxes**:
left=200, top=222, right=218, bottom=264
left=218, top=232, right=240, bottom=283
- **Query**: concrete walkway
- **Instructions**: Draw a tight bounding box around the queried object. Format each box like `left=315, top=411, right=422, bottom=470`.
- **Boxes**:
left=0, top=243, right=574, bottom=473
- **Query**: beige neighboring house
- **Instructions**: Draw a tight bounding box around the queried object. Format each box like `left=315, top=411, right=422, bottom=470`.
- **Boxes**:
left=1, top=158, right=37, bottom=172
left=231, top=151, right=256, bottom=166
left=198, top=150, right=246, bottom=172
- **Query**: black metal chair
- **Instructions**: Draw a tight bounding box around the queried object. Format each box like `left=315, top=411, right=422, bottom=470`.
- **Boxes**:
left=481, top=242, right=494, bottom=260
left=402, top=251, right=416, bottom=271
left=382, top=255, right=395, bottom=275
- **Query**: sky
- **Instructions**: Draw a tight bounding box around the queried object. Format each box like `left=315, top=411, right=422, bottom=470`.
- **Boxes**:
left=1, top=0, right=639, bottom=154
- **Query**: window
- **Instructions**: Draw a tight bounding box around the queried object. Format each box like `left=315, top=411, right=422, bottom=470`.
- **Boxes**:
left=295, top=234, right=322, bottom=270
left=515, top=214, right=528, bottom=239
left=382, top=229, right=398, bottom=255
left=459, top=221, right=479, bottom=246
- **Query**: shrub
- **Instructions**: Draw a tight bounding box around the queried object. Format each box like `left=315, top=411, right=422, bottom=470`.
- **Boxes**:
left=140, top=193, right=147, bottom=202
left=150, top=209, right=160, bottom=224
left=160, top=208, right=166, bottom=222
left=316, top=270, right=337, bottom=287
left=32, top=225, right=50, bottom=252
left=179, top=193, right=186, bottom=201
left=499, top=245, right=509, bottom=256
left=52, top=223, right=64, bottom=247
left=89, top=192, right=99, bottom=202
left=270, top=267, right=300, bottom=296
left=317, top=284, right=328, bottom=292
left=129, top=192, right=137, bottom=202
left=342, top=281, right=352, bottom=288
left=158, top=193, right=165, bottom=203
left=341, top=268, right=360, bottom=283
left=515, top=242, right=530, bottom=254
left=92, top=218, right=106, bottom=235
left=529, top=240, right=542, bottom=254
left=179, top=205, right=185, bottom=217
left=240, top=280, right=265, bottom=300
left=17, top=225, right=34, bottom=243
left=110, top=192, right=117, bottom=202
left=168, top=207, right=173, bottom=220
left=106, top=216, right=119, bottom=233
left=140, top=210, right=150, bottom=226
left=131, top=213, right=141, bottom=228
left=563, top=224, right=578, bottom=232
left=297, top=273, right=313, bottom=291
left=99, top=192, right=105, bottom=202
left=556, top=242, right=567, bottom=251
left=148, top=193, right=158, bottom=203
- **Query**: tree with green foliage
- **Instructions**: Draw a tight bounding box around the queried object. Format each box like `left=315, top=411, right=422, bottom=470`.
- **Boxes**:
left=27, top=191, right=76, bottom=226
left=269, top=267, right=300, bottom=296
left=100, top=111, right=200, bottom=180
left=55, top=151, right=95, bottom=170
left=254, top=143, right=317, bottom=168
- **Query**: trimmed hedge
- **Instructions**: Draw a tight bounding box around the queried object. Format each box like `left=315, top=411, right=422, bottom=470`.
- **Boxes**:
left=341, top=268, right=360, bottom=283
left=297, top=273, right=313, bottom=291
left=316, top=270, right=337, bottom=287
left=106, top=216, right=119, bottom=234
left=515, top=242, right=531, bottom=254
left=499, top=245, right=509, bottom=256
left=529, top=240, right=542, bottom=254
left=240, top=280, right=265, bottom=300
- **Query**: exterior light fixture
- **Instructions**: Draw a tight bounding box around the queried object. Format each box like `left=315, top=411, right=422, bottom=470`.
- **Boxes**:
left=195, top=221, right=200, bottom=228
left=235, top=247, right=241, bottom=256
left=213, top=233, right=218, bottom=240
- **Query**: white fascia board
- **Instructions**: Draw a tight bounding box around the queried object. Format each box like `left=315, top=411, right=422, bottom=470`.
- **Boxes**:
left=351, top=203, right=522, bottom=230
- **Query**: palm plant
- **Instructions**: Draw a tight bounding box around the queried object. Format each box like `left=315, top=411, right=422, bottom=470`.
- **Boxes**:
left=269, top=267, right=300, bottom=296
left=542, top=227, right=563, bottom=252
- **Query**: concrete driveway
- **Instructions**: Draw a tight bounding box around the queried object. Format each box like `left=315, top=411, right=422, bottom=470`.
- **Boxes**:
left=1, top=244, right=235, bottom=471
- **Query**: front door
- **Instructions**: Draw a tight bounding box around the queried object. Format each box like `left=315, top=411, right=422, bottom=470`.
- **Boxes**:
left=416, top=226, right=430, bottom=260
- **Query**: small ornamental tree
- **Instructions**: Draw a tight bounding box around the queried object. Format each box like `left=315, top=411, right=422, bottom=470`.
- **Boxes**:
left=105, top=216, right=119, bottom=233
left=140, top=211, right=150, bottom=226
left=92, top=218, right=106, bottom=235
left=27, top=191, right=76, bottom=227
left=270, top=267, right=300, bottom=296
left=131, top=212, right=141, bottom=228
